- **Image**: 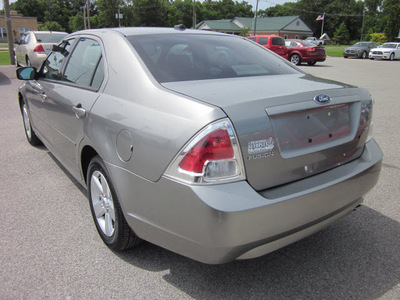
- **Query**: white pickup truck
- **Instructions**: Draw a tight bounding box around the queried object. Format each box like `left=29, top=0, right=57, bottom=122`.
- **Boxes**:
left=305, top=37, right=324, bottom=45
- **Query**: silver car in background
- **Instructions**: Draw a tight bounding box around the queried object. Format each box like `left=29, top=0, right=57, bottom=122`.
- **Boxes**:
left=15, top=31, right=67, bottom=69
left=16, top=27, right=382, bottom=264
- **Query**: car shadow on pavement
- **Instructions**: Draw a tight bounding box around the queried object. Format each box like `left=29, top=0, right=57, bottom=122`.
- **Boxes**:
left=301, top=64, right=332, bottom=68
left=115, top=206, right=400, bottom=299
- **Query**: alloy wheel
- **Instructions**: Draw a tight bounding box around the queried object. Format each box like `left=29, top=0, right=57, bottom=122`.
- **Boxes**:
left=22, top=104, right=32, bottom=139
left=90, top=170, right=116, bottom=237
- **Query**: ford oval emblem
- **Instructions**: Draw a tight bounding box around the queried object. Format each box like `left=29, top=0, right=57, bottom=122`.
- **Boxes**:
left=314, top=94, right=331, bottom=104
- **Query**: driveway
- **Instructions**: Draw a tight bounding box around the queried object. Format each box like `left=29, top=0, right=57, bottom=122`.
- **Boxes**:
left=0, top=58, right=399, bottom=299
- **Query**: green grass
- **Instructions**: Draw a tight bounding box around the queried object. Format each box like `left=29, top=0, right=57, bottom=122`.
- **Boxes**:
left=325, top=44, right=349, bottom=57
left=0, top=50, right=11, bottom=65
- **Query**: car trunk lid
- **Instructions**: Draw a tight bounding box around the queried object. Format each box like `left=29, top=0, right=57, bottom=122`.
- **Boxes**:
left=162, top=74, right=372, bottom=191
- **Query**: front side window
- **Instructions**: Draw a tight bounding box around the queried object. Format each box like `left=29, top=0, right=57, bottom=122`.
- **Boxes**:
left=129, top=34, right=298, bottom=83
left=258, top=37, right=268, bottom=45
left=62, top=38, right=103, bottom=88
left=41, top=38, right=75, bottom=80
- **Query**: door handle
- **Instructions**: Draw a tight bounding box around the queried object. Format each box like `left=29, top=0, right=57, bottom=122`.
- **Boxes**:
left=72, top=104, right=86, bottom=119
left=40, top=92, right=47, bottom=102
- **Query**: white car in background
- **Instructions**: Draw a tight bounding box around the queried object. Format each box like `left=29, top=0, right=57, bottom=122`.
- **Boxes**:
left=15, top=31, right=68, bottom=69
left=369, top=42, right=400, bottom=60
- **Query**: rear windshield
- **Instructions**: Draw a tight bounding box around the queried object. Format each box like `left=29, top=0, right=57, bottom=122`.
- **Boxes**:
left=34, top=33, right=67, bottom=43
left=128, top=34, right=298, bottom=83
left=301, top=40, right=317, bottom=47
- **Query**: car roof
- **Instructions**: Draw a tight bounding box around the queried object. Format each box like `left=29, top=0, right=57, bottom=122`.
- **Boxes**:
left=27, top=31, right=68, bottom=34
left=69, top=27, right=228, bottom=38
left=247, top=35, right=284, bottom=38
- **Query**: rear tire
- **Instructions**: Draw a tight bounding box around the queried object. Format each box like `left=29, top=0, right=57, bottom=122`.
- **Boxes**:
left=87, top=156, right=141, bottom=250
left=290, top=54, right=301, bottom=65
left=21, top=101, right=42, bottom=146
left=307, top=61, right=317, bottom=66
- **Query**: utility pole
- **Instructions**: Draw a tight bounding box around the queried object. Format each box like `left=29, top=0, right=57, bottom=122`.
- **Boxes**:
left=83, top=5, right=86, bottom=30
left=87, top=0, right=91, bottom=29
left=360, top=6, right=365, bottom=41
left=192, top=0, right=196, bottom=28
left=253, top=0, right=259, bottom=36
left=3, top=0, right=15, bottom=65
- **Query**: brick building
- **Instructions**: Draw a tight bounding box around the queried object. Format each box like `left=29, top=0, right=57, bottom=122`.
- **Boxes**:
left=0, top=11, right=38, bottom=43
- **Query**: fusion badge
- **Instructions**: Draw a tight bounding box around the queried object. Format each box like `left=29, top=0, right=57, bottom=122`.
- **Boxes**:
left=247, top=138, right=275, bottom=160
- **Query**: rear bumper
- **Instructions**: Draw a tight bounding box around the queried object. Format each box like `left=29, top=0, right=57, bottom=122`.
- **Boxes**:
left=109, top=139, right=382, bottom=264
left=304, top=54, right=326, bottom=62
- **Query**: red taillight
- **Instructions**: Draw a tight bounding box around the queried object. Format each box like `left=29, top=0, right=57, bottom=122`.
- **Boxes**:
left=309, top=47, right=316, bottom=52
left=165, top=119, right=245, bottom=184
left=33, top=45, right=45, bottom=54
left=179, top=128, right=234, bottom=174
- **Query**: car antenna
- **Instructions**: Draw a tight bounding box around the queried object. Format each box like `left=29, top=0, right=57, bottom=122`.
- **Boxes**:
left=174, top=24, right=186, bottom=31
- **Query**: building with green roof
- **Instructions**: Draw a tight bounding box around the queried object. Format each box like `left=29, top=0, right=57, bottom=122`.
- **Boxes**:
left=196, top=16, right=313, bottom=39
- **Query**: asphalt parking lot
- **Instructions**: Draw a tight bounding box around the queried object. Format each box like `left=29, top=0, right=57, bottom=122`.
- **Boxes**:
left=1, top=57, right=399, bottom=299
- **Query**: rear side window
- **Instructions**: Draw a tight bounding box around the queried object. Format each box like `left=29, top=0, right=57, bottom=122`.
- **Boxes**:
left=62, top=38, right=104, bottom=89
left=128, top=34, right=298, bottom=83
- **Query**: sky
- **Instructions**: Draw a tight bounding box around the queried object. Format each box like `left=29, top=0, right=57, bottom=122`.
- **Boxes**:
left=0, top=0, right=17, bottom=11
left=247, top=0, right=297, bottom=11
left=1, top=0, right=296, bottom=14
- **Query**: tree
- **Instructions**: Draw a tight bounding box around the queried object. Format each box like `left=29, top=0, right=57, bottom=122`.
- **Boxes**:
left=370, top=32, right=387, bottom=44
left=69, top=12, right=85, bottom=32
left=96, top=0, right=124, bottom=27
left=239, top=26, right=249, bottom=37
left=39, top=21, right=65, bottom=31
left=381, top=0, right=400, bottom=41
left=333, top=22, right=350, bottom=45
left=258, top=2, right=297, bottom=17
left=13, top=0, right=89, bottom=33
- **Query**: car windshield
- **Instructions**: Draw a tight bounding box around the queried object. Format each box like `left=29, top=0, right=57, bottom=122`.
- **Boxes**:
left=128, top=34, right=298, bottom=83
left=353, top=42, right=368, bottom=47
left=381, top=44, right=396, bottom=49
left=34, top=33, right=67, bottom=43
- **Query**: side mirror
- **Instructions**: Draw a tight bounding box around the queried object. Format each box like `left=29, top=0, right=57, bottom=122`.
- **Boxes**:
left=16, top=67, right=37, bottom=80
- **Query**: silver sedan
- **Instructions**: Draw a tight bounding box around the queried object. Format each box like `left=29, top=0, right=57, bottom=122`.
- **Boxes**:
left=16, top=27, right=382, bottom=264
